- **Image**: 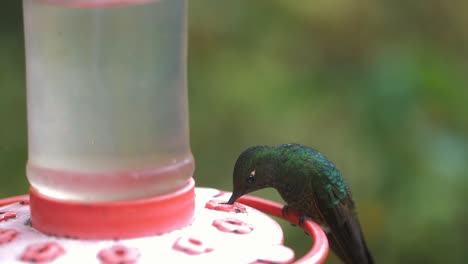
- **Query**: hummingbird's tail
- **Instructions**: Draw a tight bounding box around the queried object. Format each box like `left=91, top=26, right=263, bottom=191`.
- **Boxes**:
left=327, top=216, right=374, bottom=264
left=359, top=228, right=374, bottom=264
left=328, top=231, right=374, bottom=264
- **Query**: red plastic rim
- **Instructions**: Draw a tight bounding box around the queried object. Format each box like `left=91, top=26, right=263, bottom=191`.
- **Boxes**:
left=0, top=194, right=29, bottom=207
left=29, top=178, right=195, bottom=239
left=237, top=196, right=329, bottom=264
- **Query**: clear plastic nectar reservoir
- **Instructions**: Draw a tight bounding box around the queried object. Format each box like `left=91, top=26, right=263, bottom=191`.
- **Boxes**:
left=24, top=0, right=193, bottom=201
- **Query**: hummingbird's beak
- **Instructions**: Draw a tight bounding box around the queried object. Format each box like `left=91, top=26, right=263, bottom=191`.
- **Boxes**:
left=227, top=192, right=242, bottom=204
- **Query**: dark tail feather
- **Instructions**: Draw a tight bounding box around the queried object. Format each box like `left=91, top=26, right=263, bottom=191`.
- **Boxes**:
left=360, top=229, right=374, bottom=264
left=327, top=219, right=374, bottom=264
left=328, top=233, right=374, bottom=264
left=328, top=235, right=352, bottom=263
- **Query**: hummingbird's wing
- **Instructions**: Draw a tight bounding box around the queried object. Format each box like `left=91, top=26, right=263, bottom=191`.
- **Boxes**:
left=277, top=144, right=373, bottom=263
left=314, top=176, right=374, bottom=264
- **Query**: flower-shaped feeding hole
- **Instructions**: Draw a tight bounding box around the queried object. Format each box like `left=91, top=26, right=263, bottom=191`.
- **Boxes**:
left=213, top=218, right=254, bottom=234
left=0, top=211, right=16, bottom=222
left=205, top=199, right=246, bottom=213
left=98, top=244, right=140, bottom=264
left=20, top=241, right=65, bottom=263
left=173, top=236, right=214, bottom=255
left=0, top=229, right=18, bottom=244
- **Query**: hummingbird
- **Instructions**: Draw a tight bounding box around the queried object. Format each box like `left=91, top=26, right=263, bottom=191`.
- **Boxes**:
left=227, top=144, right=374, bottom=264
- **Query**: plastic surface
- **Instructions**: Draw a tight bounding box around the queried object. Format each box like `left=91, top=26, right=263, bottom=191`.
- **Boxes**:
left=236, top=195, right=329, bottom=264
left=26, top=158, right=194, bottom=202
left=29, top=178, right=195, bottom=239
left=0, top=188, right=293, bottom=264
left=24, top=0, right=191, bottom=202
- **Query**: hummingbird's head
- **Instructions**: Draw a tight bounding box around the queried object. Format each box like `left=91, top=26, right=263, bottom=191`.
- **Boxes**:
left=227, top=145, right=278, bottom=204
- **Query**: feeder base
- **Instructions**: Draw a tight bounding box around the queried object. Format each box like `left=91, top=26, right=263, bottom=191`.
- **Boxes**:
left=0, top=188, right=295, bottom=264
left=29, top=178, right=195, bottom=239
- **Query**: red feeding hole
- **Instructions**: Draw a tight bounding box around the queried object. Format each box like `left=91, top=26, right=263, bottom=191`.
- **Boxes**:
left=20, top=242, right=65, bottom=263
left=115, top=249, right=125, bottom=256
left=212, top=218, right=254, bottom=234
left=0, top=229, right=18, bottom=244
left=205, top=200, right=247, bottom=213
left=173, top=236, right=214, bottom=255
left=188, top=238, right=202, bottom=246
left=98, top=244, right=140, bottom=264
left=0, top=211, right=16, bottom=222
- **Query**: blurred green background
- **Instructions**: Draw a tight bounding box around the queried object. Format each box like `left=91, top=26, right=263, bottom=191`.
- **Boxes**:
left=1, top=1, right=468, bottom=263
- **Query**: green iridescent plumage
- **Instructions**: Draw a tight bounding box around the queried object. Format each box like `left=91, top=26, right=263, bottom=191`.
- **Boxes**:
left=228, top=144, right=373, bottom=264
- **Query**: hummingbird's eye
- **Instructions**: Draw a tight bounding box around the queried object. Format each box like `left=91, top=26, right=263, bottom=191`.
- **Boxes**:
left=247, top=170, right=256, bottom=184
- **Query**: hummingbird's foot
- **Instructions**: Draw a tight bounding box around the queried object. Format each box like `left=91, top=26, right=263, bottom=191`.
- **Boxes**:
left=298, top=215, right=310, bottom=227
left=281, top=205, right=290, bottom=217
left=282, top=206, right=297, bottom=227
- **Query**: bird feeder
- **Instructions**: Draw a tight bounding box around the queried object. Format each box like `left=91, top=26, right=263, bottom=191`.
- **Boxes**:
left=0, top=0, right=329, bottom=262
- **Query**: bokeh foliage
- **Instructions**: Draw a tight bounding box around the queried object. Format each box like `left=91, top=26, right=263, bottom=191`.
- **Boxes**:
left=1, top=1, right=468, bottom=263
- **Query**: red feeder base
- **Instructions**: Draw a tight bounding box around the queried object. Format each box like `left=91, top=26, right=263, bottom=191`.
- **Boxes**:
left=29, top=179, right=195, bottom=239
left=0, top=188, right=329, bottom=263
